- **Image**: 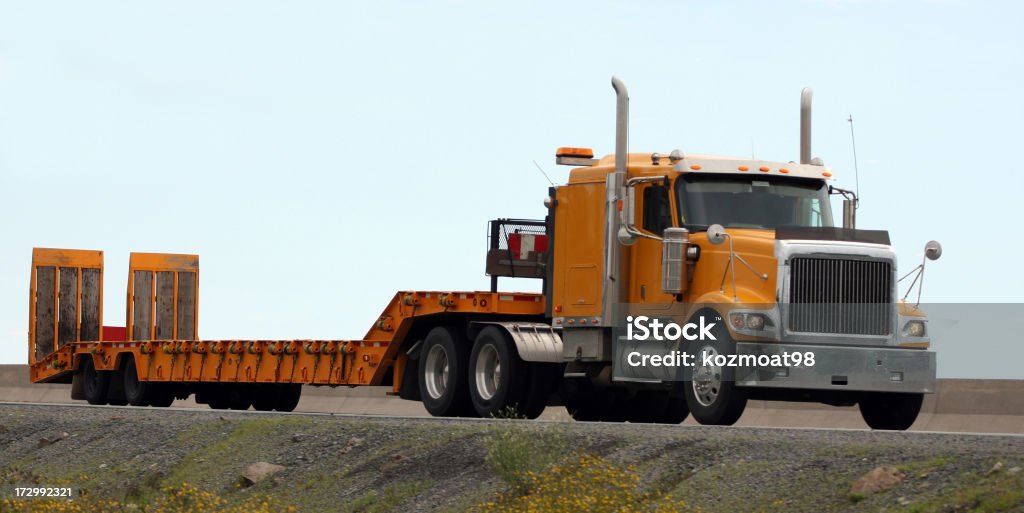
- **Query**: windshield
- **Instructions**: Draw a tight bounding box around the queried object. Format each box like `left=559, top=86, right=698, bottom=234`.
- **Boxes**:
left=675, top=174, right=834, bottom=230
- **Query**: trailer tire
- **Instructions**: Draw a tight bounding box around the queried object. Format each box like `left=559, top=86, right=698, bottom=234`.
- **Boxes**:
left=683, top=315, right=747, bottom=426
left=82, top=357, right=109, bottom=406
left=206, top=387, right=230, bottom=410
left=419, top=326, right=474, bottom=417
left=468, top=326, right=530, bottom=418
left=252, top=385, right=280, bottom=411
left=227, top=386, right=252, bottom=410
left=147, top=386, right=175, bottom=408
left=122, top=355, right=150, bottom=406
left=106, top=364, right=128, bottom=406
left=274, top=384, right=302, bottom=412
left=858, top=392, right=923, bottom=431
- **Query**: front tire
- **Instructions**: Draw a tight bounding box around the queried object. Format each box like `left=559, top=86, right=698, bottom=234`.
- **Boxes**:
left=684, top=316, right=747, bottom=426
left=418, top=326, right=474, bottom=417
left=859, top=392, right=923, bottom=430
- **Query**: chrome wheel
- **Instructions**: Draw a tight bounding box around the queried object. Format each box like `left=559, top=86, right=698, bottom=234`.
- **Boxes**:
left=691, top=345, right=722, bottom=407
left=474, top=343, right=501, bottom=401
left=424, top=343, right=450, bottom=400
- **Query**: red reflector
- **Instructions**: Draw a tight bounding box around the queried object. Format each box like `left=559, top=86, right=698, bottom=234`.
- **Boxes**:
left=508, top=233, right=549, bottom=260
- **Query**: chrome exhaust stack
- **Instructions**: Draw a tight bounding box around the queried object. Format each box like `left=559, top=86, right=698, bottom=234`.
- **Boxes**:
left=800, top=87, right=813, bottom=165
left=602, top=76, right=631, bottom=326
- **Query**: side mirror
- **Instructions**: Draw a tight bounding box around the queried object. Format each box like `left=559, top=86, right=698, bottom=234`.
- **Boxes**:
left=707, top=224, right=727, bottom=245
left=925, top=240, right=942, bottom=261
left=616, top=180, right=639, bottom=246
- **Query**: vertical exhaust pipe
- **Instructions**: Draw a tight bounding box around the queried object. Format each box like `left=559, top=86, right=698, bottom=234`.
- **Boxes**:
left=601, top=76, right=630, bottom=326
left=800, top=87, right=813, bottom=165
left=612, top=76, right=629, bottom=185
left=612, top=76, right=635, bottom=246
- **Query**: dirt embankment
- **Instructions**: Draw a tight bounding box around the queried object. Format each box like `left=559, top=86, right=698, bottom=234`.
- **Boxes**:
left=1, top=404, right=1022, bottom=513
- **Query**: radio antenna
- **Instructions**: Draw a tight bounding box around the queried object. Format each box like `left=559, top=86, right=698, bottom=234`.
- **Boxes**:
left=532, top=160, right=555, bottom=186
left=847, top=115, right=861, bottom=208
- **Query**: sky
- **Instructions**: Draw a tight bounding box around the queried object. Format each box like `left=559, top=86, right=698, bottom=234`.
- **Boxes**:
left=1, top=1, right=1021, bottom=377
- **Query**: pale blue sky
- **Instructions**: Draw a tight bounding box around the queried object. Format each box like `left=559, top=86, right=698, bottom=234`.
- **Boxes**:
left=1, top=1, right=1021, bottom=377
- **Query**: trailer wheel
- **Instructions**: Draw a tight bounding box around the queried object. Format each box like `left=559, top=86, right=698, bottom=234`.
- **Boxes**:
left=274, top=385, right=302, bottom=412
left=81, top=357, right=109, bottom=405
left=858, top=392, right=923, bottom=430
left=106, top=364, right=128, bottom=406
left=683, top=316, right=747, bottom=426
left=468, top=326, right=531, bottom=418
left=419, top=326, right=474, bottom=417
left=252, top=385, right=280, bottom=411
left=147, top=386, right=175, bottom=408
left=122, top=355, right=150, bottom=406
left=206, top=387, right=230, bottom=410
left=227, top=386, right=253, bottom=410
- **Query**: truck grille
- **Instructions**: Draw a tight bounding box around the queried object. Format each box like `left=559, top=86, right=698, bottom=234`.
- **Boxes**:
left=788, top=257, right=892, bottom=336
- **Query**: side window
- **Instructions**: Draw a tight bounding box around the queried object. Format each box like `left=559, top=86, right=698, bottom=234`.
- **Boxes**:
left=642, top=185, right=671, bottom=235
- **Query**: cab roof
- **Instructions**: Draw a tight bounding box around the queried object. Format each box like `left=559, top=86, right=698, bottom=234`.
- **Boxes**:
left=565, top=152, right=834, bottom=184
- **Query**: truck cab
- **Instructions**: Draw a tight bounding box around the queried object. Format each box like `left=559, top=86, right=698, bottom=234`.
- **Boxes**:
left=542, top=78, right=938, bottom=429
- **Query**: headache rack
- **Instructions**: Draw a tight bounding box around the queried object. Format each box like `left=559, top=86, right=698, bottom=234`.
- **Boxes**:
left=486, top=218, right=549, bottom=292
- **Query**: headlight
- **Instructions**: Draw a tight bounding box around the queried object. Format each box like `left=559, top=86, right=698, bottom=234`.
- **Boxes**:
left=904, top=320, right=926, bottom=337
left=729, top=313, right=767, bottom=331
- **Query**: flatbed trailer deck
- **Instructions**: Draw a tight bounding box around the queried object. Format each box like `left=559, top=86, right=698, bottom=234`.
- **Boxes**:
left=28, top=248, right=547, bottom=410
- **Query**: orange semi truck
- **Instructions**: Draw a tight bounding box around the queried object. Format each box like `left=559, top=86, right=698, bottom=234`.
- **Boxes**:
left=27, top=77, right=941, bottom=429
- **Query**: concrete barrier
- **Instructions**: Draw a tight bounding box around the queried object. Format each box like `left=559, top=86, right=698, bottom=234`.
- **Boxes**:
left=2, top=365, right=1021, bottom=433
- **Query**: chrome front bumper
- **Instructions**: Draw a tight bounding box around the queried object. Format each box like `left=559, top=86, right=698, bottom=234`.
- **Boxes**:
left=734, top=342, right=936, bottom=394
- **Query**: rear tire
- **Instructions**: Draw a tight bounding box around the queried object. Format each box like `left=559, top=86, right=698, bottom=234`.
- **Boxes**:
left=859, top=392, right=923, bottom=430
left=418, top=326, right=474, bottom=417
left=468, top=326, right=530, bottom=418
left=82, top=357, right=109, bottom=406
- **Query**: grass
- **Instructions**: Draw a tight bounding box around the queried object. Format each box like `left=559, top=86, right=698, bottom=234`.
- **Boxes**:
left=482, top=425, right=568, bottom=495
left=166, top=417, right=307, bottom=488
left=894, top=460, right=1024, bottom=513
left=475, top=454, right=699, bottom=513
left=348, top=481, right=433, bottom=513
